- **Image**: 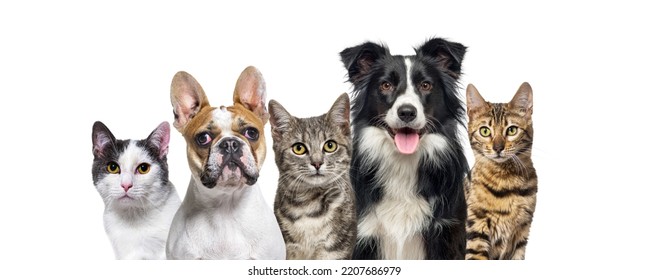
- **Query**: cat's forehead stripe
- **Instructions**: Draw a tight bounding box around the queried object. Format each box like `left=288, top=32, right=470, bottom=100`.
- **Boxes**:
left=490, top=104, right=506, bottom=125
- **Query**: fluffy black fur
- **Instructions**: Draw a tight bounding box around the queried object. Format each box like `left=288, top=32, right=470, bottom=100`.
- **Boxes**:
left=340, top=38, right=469, bottom=259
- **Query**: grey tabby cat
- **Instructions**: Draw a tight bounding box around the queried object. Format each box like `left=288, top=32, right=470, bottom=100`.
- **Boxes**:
left=268, top=93, right=357, bottom=260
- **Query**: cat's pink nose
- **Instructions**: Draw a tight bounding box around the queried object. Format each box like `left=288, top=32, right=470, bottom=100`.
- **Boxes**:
left=121, top=183, right=132, bottom=192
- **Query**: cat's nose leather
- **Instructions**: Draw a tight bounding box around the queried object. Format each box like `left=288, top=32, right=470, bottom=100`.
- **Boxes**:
left=493, top=141, right=504, bottom=153
left=121, top=183, right=132, bottom=192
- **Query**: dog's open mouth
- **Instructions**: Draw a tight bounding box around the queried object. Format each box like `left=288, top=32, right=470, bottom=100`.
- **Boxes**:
left=390, top=127, right=421, bottom=154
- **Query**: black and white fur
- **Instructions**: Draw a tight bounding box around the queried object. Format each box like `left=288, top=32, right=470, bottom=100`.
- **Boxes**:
left=340, top=38, right=469, bottom=259
left=91, top=121, right=181, bottom=259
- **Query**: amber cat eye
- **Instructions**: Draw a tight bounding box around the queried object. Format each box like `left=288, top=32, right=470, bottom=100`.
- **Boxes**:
left=479, top=127, right=491, bottom=137
left=137, top=163, right=151, bottom=174
left=292, top=143, right=307, bottom=155
left=107, top=162, right=120, bottom=174
left=507, top=126, right=518, bottom=136
left=323, top=140, right=338, bottom=153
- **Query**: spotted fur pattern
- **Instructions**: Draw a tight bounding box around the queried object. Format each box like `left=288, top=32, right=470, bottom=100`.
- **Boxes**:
left=464, top=83, right=538, bottom=260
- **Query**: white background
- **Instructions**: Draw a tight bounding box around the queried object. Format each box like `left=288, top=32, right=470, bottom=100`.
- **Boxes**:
left=1, top=0, right=646, bottom=279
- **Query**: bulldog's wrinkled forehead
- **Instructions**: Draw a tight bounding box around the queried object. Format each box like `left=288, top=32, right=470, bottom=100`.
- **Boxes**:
left=184, top=105, right=264, bottom=137
left=181, top=103, right=267, bottom=170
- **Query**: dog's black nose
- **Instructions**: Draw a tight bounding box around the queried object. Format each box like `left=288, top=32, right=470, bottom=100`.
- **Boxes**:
left=397, top=104, right=417, bottom=123
left=219, top=138, right=240, bottom=153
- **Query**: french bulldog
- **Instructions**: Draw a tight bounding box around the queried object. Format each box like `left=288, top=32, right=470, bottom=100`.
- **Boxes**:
left=166, top=66, right=286, bottom=260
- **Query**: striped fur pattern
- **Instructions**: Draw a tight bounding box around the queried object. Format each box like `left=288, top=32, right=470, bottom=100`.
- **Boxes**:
left=464, top=82, right=537, bottom=260
left=269, top=94, right=357, bottom=260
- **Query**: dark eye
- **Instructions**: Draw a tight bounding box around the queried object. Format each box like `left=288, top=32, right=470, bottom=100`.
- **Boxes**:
left=507, top=126, right=518, bottom=136
left=195, top=132, right=213, bottom=147
left=137, top=163, right=150, bottom=174
left=323, top=140, right=338, bottom=153
left=243, top=127, right=259, bottom=141
left=479, top=127, right=491, bottom=137
left=380, top=81, right=394, bottom=92
left=419, top=81, right=432, bottom=91
left=106, top=162, right=120, bottom=174
left=292, top=143, right=307, bottom=155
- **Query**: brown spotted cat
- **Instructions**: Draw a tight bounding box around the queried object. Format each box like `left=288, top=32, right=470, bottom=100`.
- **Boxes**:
left=464, top=82, right=538, bottom=260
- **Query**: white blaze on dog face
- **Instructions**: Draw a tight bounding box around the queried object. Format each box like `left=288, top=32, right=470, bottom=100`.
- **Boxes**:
left=170, top=67, right=269, bottom=190
left=385, top=58, right=426, bottom=154
left=183, top=106, right=263, bottom=190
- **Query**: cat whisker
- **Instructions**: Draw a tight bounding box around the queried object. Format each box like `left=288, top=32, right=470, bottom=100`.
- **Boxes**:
left=510, top=155, right=531, bottom=179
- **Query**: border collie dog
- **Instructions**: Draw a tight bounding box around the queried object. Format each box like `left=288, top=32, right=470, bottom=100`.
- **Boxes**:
left=340, top=38, right=469, bottom=259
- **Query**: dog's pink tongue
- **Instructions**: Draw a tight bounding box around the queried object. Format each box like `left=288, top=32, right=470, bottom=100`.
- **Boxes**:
left=394, top=132, right=419, bottom=154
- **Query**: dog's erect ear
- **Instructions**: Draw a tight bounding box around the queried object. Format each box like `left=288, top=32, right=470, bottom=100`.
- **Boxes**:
left=466, top=84, right=487, bottom=115
left=326, top=93, right=351, bottom=134
left=340, top=42, right=389, bottom=84
left=417, top=38, right=467, bottom=79
left=233, top=66, right=269, bottom=124
left=509, top=82, right=533, bottom=118
left=268, top=99, right=293, bottom=141
left=145, top=121, right=171, bottom=159
left=92, top=121, right=116, bottom=159
left=170, top=71, right=210, bottom=133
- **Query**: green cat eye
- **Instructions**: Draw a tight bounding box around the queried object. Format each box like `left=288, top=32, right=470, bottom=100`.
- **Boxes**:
left=137, top=163, right=150, bottom=174
left=479, top=127, right=491, bottom=137
left=507, top=126, right=518, bottom=136
left=107, top=162, right=120, bottom=174
left=292, top=143, right=307, bottom=155
left=323, top=140, right=338, bottom=153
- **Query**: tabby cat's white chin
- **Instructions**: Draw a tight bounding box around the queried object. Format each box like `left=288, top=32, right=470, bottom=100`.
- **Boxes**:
left=488, top=156, right=512, bottom=163
left=307, top=179, right=332, bottom=187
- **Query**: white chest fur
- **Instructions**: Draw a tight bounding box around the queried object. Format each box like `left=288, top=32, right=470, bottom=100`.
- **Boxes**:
left=356, top=127, right=449, bottom=259
left=166, top=180, right=286, bottom=260
left=103, top=195, right=180, bottom=260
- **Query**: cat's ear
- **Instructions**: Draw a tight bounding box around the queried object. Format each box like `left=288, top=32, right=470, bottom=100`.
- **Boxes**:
left=416, top=38, right=467, bottom=79
left=340, top=42, right=389, bottom=84
left=268, top=99, right=293, bottom=141
left=170, top=71, right=210, bottom=134
left=466, top=84, right=487, bottom=113
left=92, top=121, right=116, bottom=159
left=326, top=93, right=351, bottom=134
left=146, top=121, right=171, bottom=159
left=509, top=82, right=533, bottom=117
left=233, top=66, right=269, bottom=124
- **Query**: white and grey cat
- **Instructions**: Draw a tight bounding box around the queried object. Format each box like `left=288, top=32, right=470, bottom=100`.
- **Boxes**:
left=269, top=93, right=357, bottom=260
left=91, top=121, right=181, bottom=259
